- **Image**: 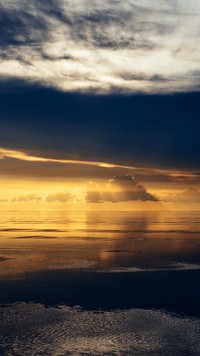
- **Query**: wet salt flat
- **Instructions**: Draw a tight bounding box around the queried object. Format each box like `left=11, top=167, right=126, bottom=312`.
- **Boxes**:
left=0, top=210, right=200, bottom=355
left=0, top=210, right=200, bottom=277
left=0, top=303, right=200, bottom=356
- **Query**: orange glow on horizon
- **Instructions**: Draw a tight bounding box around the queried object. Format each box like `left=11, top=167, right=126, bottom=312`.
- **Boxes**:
left=0, top=147, right=199, bottom=180
left=0, top=147, right=200, bottom=211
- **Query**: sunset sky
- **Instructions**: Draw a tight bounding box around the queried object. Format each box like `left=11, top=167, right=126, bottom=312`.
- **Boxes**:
left=0, top=0, right=200, bottom=209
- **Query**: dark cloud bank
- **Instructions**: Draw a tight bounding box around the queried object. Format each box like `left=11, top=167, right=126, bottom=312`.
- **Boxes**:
left=0, top=80, right=200, bottom=172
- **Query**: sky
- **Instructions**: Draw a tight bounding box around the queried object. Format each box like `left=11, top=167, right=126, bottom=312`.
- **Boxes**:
left=0, top=0, right=200, bottom=209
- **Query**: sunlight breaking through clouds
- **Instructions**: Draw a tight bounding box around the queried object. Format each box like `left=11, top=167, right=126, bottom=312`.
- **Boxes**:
left=86, top=175, right=157, bottom=203
left=1, top=0, right=200, bottom=93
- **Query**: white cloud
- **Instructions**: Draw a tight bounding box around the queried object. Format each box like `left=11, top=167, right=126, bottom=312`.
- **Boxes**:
left=1, top=0, right=200, bottom=93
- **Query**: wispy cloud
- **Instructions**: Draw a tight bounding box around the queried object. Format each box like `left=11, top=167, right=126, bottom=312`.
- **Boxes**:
left=0, top=146, right=143, bottom=169
left=0, top=147, right=199, bottom=183
left=1, top=0, right=200, bottom=93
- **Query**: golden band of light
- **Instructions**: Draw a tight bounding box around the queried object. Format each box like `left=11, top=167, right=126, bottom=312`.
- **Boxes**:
left=0, top=147, right=135, bottom=169
left=0, top=147, right=197, bottom=179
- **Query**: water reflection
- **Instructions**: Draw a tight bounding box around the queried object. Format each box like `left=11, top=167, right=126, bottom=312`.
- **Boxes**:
left=0, top=210, right=200, bottom=278
left=1, top=303, right=200, bottom=356
left=1, top=210, right=200, bottom=355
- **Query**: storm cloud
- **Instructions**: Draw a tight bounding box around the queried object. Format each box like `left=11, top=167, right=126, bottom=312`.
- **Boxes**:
left=0, top=82, right=199, bottom=172
left=86, top=175, right=157, bottom=203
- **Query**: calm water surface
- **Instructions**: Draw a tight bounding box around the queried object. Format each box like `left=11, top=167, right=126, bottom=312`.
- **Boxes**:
left=0, top=210, right=200, bottom=355
left=1, top=210, right=200, bottom=275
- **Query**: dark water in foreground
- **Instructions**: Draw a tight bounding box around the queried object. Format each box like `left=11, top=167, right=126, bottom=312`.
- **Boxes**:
left=1, top=303, right=200, bottom=356
left=0, top=210, right=200, bottom=355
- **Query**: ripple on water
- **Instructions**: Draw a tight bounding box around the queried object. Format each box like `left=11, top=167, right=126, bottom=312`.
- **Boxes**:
left=0, top=303, right=200, bottom=356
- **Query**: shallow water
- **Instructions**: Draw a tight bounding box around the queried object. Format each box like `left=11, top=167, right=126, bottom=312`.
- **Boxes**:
left=0, top=210, right=200, bottom=277
left=0, top=303, right=200, bottom=356
left=0, top=210, right=200, bottom=355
